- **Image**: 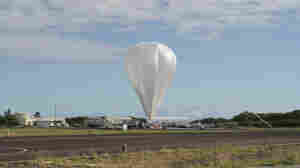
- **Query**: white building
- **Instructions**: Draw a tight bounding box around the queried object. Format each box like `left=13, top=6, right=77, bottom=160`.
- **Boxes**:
left=85, top=116, right=134, bottom=128
left=14, top=112, right=34, bottom=126
left=33, top=117, right=68, bottom=128
left=13, top=112, right=68, bottom=128
left=34, top=120, right=54, bottom=128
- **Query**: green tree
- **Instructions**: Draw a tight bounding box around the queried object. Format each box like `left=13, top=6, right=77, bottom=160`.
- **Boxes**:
left=4, top=108, right=12, bottom=117
left=65, top=116, right=88, bottom=127
left=2, top=108, right=19, bottom=127
left=0, top=115, right=6, bottom=126
left=6, top=115, right=19, bottom=127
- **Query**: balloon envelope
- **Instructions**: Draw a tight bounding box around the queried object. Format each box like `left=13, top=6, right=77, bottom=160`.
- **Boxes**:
left=125, top=42, right=176, bottom=120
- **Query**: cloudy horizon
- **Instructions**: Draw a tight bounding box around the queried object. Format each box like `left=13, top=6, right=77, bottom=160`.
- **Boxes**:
left=1, top=0, right=300, bottom=119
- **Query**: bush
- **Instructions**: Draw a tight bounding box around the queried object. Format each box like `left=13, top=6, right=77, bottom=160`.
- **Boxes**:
left=6, top=115, right=19, bottom=127
left=0, top=114, right=19, bottom=127
left=0, top=115, right=6, bottom=126
left=65, top=117, right=88, bottom=127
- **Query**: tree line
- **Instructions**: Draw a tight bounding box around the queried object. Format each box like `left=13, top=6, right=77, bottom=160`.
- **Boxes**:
left=0, top=108, right=19, bottom=127
left=2, top=107, right=300, bottom=128
left=196, top=110, right=300, bottom=128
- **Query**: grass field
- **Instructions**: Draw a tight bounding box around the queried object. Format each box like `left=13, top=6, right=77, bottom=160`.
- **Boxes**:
left=0, top=127, right=233, bottom=137
left=1, top=127, right=300, bottom=137
left=2, top=144, right=300, bottom=168
left=2, top=127, right=300, bottom=167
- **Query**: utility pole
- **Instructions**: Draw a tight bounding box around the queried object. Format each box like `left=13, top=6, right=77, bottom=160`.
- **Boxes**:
left=48, top=104, right=51, bottom=121
left=54, top=104, right=57, bottom=126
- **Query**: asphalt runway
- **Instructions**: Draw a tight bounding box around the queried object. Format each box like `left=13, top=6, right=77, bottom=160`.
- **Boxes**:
left=1, top=129, right=300, bottom=161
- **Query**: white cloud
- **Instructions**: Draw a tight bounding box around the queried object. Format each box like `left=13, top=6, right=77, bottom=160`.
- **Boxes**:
left=1, top=0, right=299, bottom=34
left=0, top=33, right=124, bottom=64
left=1, top=0, right=299, bottom=63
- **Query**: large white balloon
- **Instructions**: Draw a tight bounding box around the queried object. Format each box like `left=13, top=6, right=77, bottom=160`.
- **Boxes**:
left=125, top=42, right=176, bottom=120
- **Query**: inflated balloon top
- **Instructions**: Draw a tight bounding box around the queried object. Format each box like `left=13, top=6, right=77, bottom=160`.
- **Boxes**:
left=125, top=42, right=176, bottom=120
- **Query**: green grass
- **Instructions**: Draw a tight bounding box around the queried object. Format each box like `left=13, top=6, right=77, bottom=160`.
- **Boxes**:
left=0, top=128, right=221, bottom=137
left=1, top=127, right=300, bottom=137
left=246, top=127, right=300, bottom=131
left=3, top=144, right=300, bottom=168
left=0, top=128, right=99, bottom=137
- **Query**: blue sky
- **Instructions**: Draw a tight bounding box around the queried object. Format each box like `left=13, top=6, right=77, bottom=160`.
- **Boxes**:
left=1, top=0, right=300, bottom=119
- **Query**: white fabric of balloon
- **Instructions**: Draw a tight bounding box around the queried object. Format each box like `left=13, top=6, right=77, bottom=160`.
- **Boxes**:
left=125, top=42, right=176, bottom=120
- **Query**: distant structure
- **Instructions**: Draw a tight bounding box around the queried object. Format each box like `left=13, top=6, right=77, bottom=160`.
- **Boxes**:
left=85, top=116, right=146, bottom=129
left=15, top=112, right=33, bottom=126
left=33, top=117, right=68, bottom=128
left=14, top=112, right=68, bottom=128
